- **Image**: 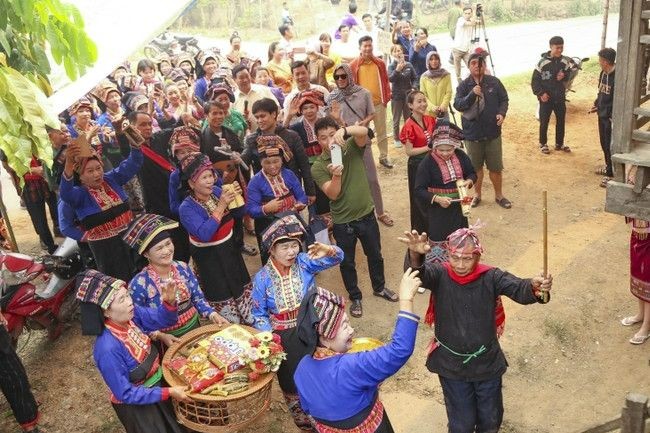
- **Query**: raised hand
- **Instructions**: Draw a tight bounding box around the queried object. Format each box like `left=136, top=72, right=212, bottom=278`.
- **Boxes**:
left=160, top=280, right=178, bottom=306
left=307, top=242, right=333, bottom=260
left=399, top=268, right=423, bottom=302
left=397, top=230, right=431, bottom=255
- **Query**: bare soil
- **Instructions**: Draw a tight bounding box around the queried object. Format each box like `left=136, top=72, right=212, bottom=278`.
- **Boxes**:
left=1, top=68, right=646, bottom=433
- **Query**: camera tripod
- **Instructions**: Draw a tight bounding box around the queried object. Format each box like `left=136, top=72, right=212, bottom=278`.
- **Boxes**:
left=471, top=4, right=496, bottom=76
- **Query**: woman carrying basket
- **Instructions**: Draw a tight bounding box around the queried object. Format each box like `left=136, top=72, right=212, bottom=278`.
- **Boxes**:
left=125, top=213, right=229, bottom=348
left=251, top=214, right=343, bottom=431
left=76, top=269, right=191, bottom=433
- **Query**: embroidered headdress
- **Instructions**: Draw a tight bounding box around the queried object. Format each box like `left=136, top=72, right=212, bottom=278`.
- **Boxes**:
left=122, top=213, right=179, bottom=255
left=180, top=152, right=214, bottom=184
left=296, top=287, right=347, bottom=354
left=170, top=126, right=201, bottom=156
left=260, top=214, right=306, bottom=252
left=76, top=269, right=126, bottom=335
left=256, top=134, right=292, bottom=161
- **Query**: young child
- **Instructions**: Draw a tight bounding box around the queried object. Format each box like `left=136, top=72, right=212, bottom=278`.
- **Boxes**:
left=255, top=67, right=285, bottom=108
left=293, top=268, right=422, bottom=432
left=246, top=138, right=307, bottom=264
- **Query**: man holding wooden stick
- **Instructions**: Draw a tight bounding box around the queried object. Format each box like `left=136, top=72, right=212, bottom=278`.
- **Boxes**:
left=400, top=226, right=552, bottom=433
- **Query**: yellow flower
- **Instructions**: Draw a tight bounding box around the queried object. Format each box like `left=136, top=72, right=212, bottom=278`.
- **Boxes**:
left=258, top=332, right=273, bottom=342
left=257, top=346, right=270, bottom=359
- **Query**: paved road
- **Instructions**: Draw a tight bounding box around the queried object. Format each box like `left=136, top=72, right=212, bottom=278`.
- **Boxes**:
left=199, top=14, right=619, bottom=79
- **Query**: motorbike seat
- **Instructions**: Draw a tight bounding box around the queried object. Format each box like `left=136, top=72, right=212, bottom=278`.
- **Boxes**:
left=0, top=253, right=44, bottom=277
left=175, top=35, right=196, bottom=44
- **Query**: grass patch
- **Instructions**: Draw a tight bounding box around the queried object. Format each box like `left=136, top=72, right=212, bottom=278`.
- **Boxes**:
left=543, top=317, right=574, bottom=345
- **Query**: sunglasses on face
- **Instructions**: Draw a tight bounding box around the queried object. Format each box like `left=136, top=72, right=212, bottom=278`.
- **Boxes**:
left=333, top=74, right=347, bottom=80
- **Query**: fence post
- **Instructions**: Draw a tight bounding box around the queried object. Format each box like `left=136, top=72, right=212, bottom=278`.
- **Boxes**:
left=621, top=393, right=648, bottom=433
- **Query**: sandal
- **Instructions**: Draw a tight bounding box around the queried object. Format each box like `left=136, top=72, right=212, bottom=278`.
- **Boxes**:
left=630, top=332, right=650, bottom=345
left=555, top=144, right=571, bottom=152
left=495, top=197, right=512, bottom=209
left=594, top=166, right=608, bottom=176
left=241, top=243, right=258, bottom=256
left=540, top=145, right=550, bottom=154
left=621, top=316, right=643, bottom=326
left=377, top=213, right=394, bottom=227
left=600, top=177, right=612, bottom=188
left=471, top=196, right=481, bottom=208
left=373, top=288, right=399, bottom=302
left=350, top=300, right=363, bottom=318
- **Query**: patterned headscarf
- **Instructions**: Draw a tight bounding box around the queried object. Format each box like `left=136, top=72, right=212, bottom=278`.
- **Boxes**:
left=297, top=89, right=325, bottom=113
left=125, top=92, right=149, bottom=113
left=170, top=126, right=201, bottom=156
left=166, top=68, right=191, bottom=85
left=68, top=97, right=94, bottom=115
left=326, top=64, right=365, bottom=103
left=173, top=53, right=194, bottom=70
left=122, top=213, right=179, bottom=255
left=198, top=49, right=219, bottom=67
left=205, top=83, right=235, bottom=103
left=261, top=214, right=306, bottom=252
left=74, top=151, right=103, bottom=174
left=76, top=269, right=124, bottom=309
left=422, top=51, right=450, bottom=80
left=95, top=82, right=122, bottom=104
left=180, top=152, right=214, bottom=184
left=296, top=287, right=347, bottom=354
left=256, top=134, right=293, bottom=161
left=446, top=222, right=485, bottom=256
left=430, top=119, right=464, bottom=149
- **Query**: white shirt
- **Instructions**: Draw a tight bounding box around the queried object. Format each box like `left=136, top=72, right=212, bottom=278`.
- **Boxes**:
left=453, top=17, right=476, bottom=52
left=233, top=84, right=280, bottom=131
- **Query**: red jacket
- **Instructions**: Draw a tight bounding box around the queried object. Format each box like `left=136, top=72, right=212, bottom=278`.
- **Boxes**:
left=349, top=56, right=392, bottom=106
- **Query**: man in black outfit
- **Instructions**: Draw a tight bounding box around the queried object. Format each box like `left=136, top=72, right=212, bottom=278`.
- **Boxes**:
left=590, top=47, right=616, bottom=187
left=118, top=111, right=190, bottom=262
left=0, top=312, right=43, bottom=433
left=531, top=35, right=575, bottom=154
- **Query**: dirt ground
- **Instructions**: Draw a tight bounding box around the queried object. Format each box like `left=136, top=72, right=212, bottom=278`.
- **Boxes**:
left=1, top=67, right=647, bottom=433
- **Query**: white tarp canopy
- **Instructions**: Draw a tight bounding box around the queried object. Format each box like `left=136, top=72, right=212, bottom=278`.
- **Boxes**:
left=47, top=0, right=196, bottom=114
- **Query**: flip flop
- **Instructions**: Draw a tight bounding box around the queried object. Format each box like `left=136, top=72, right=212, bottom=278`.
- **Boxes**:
left=621, top=316, right=643, bottom=326
left=540, top=145, right=550, bottom=154
left=471, top=196, right=481, bottom=208
left=241, top=243, right=258, bottom=256
left=373, top=288, right=399, bottom=302
left=555, top=144, right=571, bottom=152
left=495, top=197, right=512, bottom=209
left=630, top=332, right=650, bottom=345
left=594, top=166, right=608, bottom=176
left=600, top=177, right=612, bottom=188
left=350, top=300, right=363, bottom=318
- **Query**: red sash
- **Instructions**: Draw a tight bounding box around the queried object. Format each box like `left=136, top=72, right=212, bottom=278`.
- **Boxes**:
left=141, top=144, right=173, bottom=172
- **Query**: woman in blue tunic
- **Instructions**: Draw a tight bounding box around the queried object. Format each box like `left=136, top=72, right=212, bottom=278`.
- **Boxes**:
left=178, top=152, right=253, bottom=324
left=293, top=269, right=422, bottom=433
left=251, top=214, right=343, bottom=430
left=76, top=269, right=190, bottom=433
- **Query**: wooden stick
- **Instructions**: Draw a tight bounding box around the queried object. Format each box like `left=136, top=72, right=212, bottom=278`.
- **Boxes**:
left=542, top=190, right=549, bottom=303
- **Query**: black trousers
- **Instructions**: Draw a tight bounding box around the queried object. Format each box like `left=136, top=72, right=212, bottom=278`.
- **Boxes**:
left=598, top=116, right=613, bottom=177
left=23, top=190, right=58, bottom=253
left=0, top=327, right=39, bottom=430
left=439, top=375, right=503, bottom=433
left=539, top=99, right=566, bottom=146
left=332, top=212, right=385, bottom=301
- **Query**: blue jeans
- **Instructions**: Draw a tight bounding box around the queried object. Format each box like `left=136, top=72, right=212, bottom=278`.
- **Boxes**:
left=439, top=375, right=503, bottom=433
left=332, top=212, right=385, bottom=301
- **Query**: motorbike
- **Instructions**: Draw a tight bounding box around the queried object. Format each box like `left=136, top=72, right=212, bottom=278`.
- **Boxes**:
left=419, top=0, right=449, bottom=15
left=144, top=31, right=200, bottom=60
left=0, top=238, right=83, bottom=347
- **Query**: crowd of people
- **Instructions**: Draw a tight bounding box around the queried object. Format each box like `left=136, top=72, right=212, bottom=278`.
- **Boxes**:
left=0, top=1, right=642, bottom=433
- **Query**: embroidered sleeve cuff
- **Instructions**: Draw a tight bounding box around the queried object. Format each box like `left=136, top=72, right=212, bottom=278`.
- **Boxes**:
left=161, top=388, right=170, bottom=401
left=398, top=311, right=420, bottom=322
left=163, top=301, right=177, bottom=311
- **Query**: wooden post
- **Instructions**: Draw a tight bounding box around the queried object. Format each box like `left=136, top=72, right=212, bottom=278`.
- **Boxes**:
left=0, top=185, right=18, bottom=252
left=621, top=393, right=648, bottom=433
left=601, top=0, right=610, bottom=50
left=541, top=190, right=549, bottom=303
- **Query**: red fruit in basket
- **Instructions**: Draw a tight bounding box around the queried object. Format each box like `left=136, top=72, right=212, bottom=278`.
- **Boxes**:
left=248, top=371, right=260, bottom=382
left=250, top=337, right=261, bottom=348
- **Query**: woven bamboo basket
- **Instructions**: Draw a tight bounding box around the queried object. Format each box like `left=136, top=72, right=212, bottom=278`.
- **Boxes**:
left=162, top=324, right=274, bottom=433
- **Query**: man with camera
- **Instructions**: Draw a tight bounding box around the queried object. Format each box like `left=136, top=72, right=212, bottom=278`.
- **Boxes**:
left=452, top=5, right=479, bottom=83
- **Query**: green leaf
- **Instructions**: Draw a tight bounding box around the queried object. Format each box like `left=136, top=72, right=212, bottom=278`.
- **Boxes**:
left=62, top=55, right=77, bottom=80
left=0, top=30, right=11, bottom=55
left=30, top=44, right=50, bottom=75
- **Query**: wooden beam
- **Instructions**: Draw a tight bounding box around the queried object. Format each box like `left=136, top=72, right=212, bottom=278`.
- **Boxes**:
left=611, top=0, right=636, bottom=154
left=579, top=417, right=621, bottom=433
left=606, top=181, right=650, bottom=219
left=643, top=10, right=650, bottom=19
left=634, top=107, right=650, bottom=117
left=620, top=392, right=648, bottom=433
left=640, top=35, right=650, bottom=44
left=632, top=129, right=650, bottom=142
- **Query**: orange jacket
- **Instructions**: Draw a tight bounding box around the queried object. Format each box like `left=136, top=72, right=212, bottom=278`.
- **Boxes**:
left=349, top=56, right=392, bottom=106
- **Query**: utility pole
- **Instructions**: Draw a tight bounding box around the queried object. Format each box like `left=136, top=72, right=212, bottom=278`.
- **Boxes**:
left=601, top=0, right=610, bottom=50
